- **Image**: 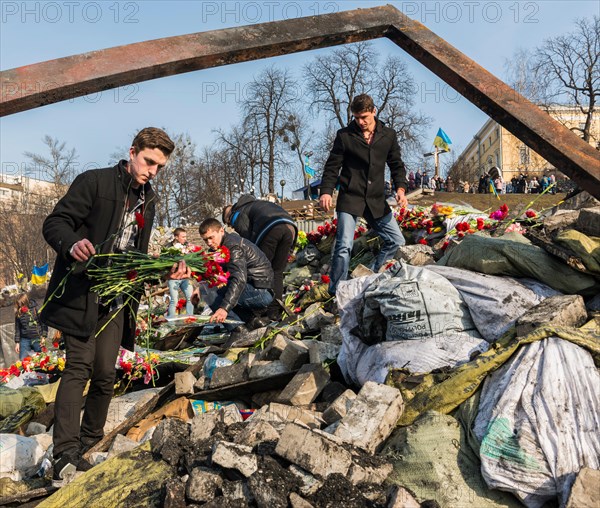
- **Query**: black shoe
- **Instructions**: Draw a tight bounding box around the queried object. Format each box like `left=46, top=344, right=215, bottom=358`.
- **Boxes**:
left=80, top=436, right=101, bottom=455
left=52, top=453, right=93, bottom=487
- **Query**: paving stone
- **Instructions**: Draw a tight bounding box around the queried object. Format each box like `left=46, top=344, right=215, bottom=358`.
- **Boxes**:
left=289, top=492, right=315, bottom=508
left=276, top=364, right=330, bottom=406
left=234, top=419, right=281, bottom=447
left=251, top=389, right=281, bottom=408
left=255, top=334, right=291, bottom=361
left=163, top=478, right=187, bottom=508
left=210, top=362, right=249, bottom=388
left=394, top=244, right=435, bottom=266
left=319, top=382, right=350, bottom=404
left=576, top=206, right=600, bottom=237
left=222, top=480, right=252, bottom=502
left=25, top=422, right=47, bottom=436
left=280, top=341, right=310, bottom=370
left=333, top=381, right=404, bottom=454
left=322, top=389, right=357, bottom=425
left=249, top=360, right=290, bottom=380
left=151, top=417, right=189, bottom=466
left=275, top=423, right=353, bottom=478
left=218, top=405, right=243, bottom=426
left=175, top=371, right=197, bottom=395
left=186, top=466, right=223, bottom=503
left=107, top=433, right=139, bottom=458
left=247, top=456, right=296, bottom=508
left=387, top=485, right=421, bottom=508
left=250, top=403, right=324, bottom=430
left=212, top=441, right=258, bottom=477
left=566, top=467, right=600, bottom=508
left=348, top=461, right=393, bottom=486
left=288, top=465, right=323, bottom=496
left=350, top=264, right=374, bottom=279
left=193, top=374, right=207, bottom=391
left=516, top=294, right=588, bottom=337
left=304, top=304, right=335, bottom=331
left=190, top=411, right=218, bottom=442
left=308, top=341, right=340, bottom=364
left=320, top=325, right=343, bottom=345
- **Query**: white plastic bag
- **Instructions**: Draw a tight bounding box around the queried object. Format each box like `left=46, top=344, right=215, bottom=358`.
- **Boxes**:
left=0, top=434, right=44, bottom=480
left=474, top=338, right=600, bottom=507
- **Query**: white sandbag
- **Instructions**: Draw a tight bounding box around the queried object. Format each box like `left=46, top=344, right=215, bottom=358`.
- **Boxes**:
left=425, top=266, right=560, bottom=342
left=474, top=338, right=600, bottom=508
left=337, top=261, right=489, bottom=385
left=0, top=433, right=44, bottom=480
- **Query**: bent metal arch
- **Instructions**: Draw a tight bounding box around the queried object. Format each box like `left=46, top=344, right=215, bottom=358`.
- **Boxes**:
left=1, top=5, right=598, bottom=197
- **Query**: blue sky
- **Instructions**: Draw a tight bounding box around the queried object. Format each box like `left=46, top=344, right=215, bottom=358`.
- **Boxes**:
left=1, top=0, right=598, bottom=188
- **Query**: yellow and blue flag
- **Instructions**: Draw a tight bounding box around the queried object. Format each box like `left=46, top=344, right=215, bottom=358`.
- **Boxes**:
left=31, top=263, right=49, bottom=285
left=304, top=155, right=316, bottom=178
left=433, top=128, right=452, bottom=152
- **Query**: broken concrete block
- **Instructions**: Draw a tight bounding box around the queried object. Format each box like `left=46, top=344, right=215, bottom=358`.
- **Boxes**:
left=174, top=371, right=196, bottom=395
left=193, top=374, right=207, bottom=391
left=234, top=419, right=281, bottom=447
left=308, top=341, right=340, bottom=364
left=25, top=422, right=46, bottom=436
left=348, top=461, right=393, bottom=486
left=107, top=433, right=139, bottom=458
left=334, top=381, right=404, bottom=454
left=280, top=340, right=310, bottom=370
left=276, top=364, right=330, bottom=406
left=289, top=492, right=315, bottom=508
left=566, top=467, right=600, bottom=508
left=576, top=206, right=600, bottom=237
left=222, top=480, right=252, bottom=502
left=320, top=324, right=342, bottom=345
left=387, top=485, right=421, bottom=508
left=163, top=478, right=187, bottom=508
left=249, top=360, right=290, bottom=380
left=288, top=465, right=323, bottom=496
left=237, top=350, right=256, bottom=366
left=190, top=411, right=218, bottom=442
left=212, top=441, right=258, bottom=477
left=151, top=417, right=189, bottom=466
left=275, top=423, right=353, bottom=478
left=89, top=451, right=108, bottom=466
left=303, top=303, right=335, bottom=331
left=252, top=389, right=281, bottom=408
left=186, top=466, right=223, bottom=503
left=394, top=244, right=435, bottom=266
left=320, top=382, right=350, bottom=404
left=251, top=403, right=324, bottom=429
left=350, top=264, right=374, bottom=279
left=210, top=362, right=249, bottom=388
left=255, top=334, right=291, bottom=361
left=218, top=405, right=243, bottom=426
left=322, top=389, right=357, bottom=425
left=516, top=294, right=588, bottom=337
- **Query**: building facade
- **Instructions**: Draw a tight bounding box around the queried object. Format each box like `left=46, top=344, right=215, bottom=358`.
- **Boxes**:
left=451, top=106, right=600, bottom=187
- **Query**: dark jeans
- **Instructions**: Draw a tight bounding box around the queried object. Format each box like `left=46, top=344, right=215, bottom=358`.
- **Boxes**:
left=207, top=283, right=273, bottom=325
left=19, top=338, right=42, bottom=360
left=258, top=223, right=295, bottom=302
left=53, top=308, right=123, bottom=458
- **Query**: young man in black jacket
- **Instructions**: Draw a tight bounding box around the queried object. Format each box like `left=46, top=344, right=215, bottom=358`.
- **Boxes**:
left=319, top=94, right=409, bottom=295
left=199, top=218, right=274, bottom=327
left=222, top=195, right=296, bottom=318
left=41, top=127, right=188, bottom=486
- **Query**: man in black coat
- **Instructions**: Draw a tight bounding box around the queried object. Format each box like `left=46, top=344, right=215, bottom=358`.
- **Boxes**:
left=41, top=128, right=187, bottom=485
left=319, top=94, right=409, bottom=295
left=199, top=218, right=274, bottom=327
left=222, top=195, right=296, bottom=318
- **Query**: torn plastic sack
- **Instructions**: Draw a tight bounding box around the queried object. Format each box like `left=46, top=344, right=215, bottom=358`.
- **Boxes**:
left=437, top=233, right=599, bottom=295
left=337, top=261, right=489, bottom=385
left=425, top=266, right=560, bottom=343
left=474, top=337, right=600, bottom=508
left=0, top=434, right=45, bottom=481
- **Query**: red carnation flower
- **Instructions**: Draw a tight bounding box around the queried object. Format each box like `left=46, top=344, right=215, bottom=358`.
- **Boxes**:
left=418, top=238, right=428, bottom=245
left=126, top=270, right=138, bottom=281
left=135, top=211, right=145, bottom=229
left=53, top=341, right=59, bottom=348
left=321, top=274, right=331, bottom=284
left=525, top=209, right=537, bottom=218
left=20, top=306, right=29, bottom=314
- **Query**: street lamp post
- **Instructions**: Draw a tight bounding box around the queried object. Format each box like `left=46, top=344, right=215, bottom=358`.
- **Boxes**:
left=280, top=179, right=286, bottom=202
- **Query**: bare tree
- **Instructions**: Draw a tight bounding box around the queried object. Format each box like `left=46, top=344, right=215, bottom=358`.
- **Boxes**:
left=304, top=41, right=430, bottom=155
left=533, top=16, right=599, bottom=143
left=242, top=66, right=299, bottom=193
left=23, top=135, right=79, bottom=200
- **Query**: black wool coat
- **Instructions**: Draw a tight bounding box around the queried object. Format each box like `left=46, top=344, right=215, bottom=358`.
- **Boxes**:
left=41, top=161, right=156, bottom=349
left=320, top=119, right=408, bottom=219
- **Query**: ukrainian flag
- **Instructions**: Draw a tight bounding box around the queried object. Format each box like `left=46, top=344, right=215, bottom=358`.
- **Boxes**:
left=31, top=263, right=49, bottom=285
left=304, top=155, right=316, bottom=177
left=433, top=128, right=452, bottom=152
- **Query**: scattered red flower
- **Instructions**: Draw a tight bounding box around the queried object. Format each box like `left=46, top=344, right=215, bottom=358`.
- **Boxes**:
left=126, top=269, right=138, bottom=281
left=135, top=211, right=145, bottom=229
left=418, top=238, right=428, bottom=245
left=20, top=306, right=29, bottom=314
left=321, top=274, right=331, bottom=284
left=525, top=209, right=537, bottom=218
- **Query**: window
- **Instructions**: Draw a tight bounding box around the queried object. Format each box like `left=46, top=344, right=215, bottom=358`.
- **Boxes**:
left=520, top=146, right=530, bottom=166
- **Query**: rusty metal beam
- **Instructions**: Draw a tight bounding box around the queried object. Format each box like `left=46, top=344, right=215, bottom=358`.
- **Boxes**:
left=1, top=5, right=598, bottom=197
